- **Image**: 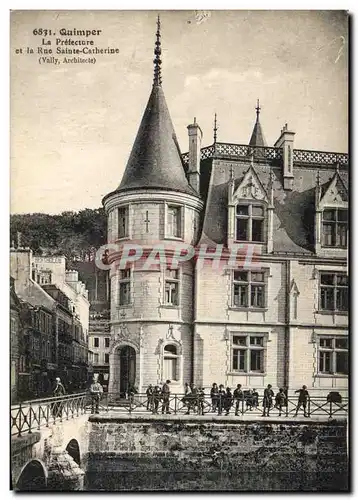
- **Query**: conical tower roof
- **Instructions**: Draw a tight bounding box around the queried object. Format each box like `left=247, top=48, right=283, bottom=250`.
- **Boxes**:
left=116, top=17, right=197, bottom=197
left=249, top=99, right=267, bottom=147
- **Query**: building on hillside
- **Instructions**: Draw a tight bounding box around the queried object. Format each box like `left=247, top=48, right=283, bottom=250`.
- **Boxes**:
left=10, top=248, right=91, bottom=397
left=102, top=19, right=348, bottom=398
left=10, top=277, right=23, bottom=402
left=69, top=261, right=111, bottom=389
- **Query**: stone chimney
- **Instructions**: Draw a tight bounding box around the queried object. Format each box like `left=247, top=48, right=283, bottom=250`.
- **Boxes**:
left=274, top=123, right=295, bottom=190
left=187, top=117, right=202, bottom=193
left=10, top=248, right=33, bottom=295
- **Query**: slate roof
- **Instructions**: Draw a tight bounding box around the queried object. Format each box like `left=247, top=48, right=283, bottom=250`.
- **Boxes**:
left=199, top=159, right=348, bottom=255
left=114, top=84, right=198, bottom=197
left=249, top=117, right=267, bottom=148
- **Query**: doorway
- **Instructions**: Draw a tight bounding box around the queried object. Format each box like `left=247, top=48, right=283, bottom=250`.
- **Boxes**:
left=119, top=345, right=136, bottom=397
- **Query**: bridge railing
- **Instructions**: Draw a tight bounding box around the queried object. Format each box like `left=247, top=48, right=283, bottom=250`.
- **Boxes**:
left=11, top=392, right=348, bottom=436
left=96, top=392, right=348, bottom=420
left=11, top=392, right=89, bottom=437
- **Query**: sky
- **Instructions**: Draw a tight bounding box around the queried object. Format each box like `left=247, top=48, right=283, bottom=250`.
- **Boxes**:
left=10, top=10, right=349, bottom=215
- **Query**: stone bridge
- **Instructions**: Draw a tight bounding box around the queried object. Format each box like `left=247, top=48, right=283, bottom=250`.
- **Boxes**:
left=11, top=392, right=349, bottom=491
left=11, top=394, right=91, bottom=491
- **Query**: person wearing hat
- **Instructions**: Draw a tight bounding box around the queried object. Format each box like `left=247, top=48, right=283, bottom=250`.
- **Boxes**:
left=90, top=376, right=103, bottom=414
left=161, top=380, right=171, bottom=414
left=52, top=377, right=66, bottom=418
left=152, top=385, right=161, bottom=414
left=294, top=385, right=310, bottom=417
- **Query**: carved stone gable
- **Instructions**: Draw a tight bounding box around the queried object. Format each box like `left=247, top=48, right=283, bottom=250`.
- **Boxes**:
left=233, top=166, right=268, bottom=202
left=319, top=172, right=348, bottom=207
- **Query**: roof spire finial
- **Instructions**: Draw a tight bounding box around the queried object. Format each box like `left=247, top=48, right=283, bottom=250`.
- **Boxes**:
left=213, top=112, right=218, bottom=143
left=256, top=99, right=261, bottom=121
left=153, top=15, right=162, bottom=86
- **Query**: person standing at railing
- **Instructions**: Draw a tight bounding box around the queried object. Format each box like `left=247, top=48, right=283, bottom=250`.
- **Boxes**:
left=217, top=384, right=226, bottom=415
left=161, top=380, right=171, bottom=414
left=294, top=385, right=310, bottom=417
left=251, top=388, right=259, bottom=409
left=262, top=384, right=274, bottom=417
left=198, top=387, right=205, bottom=415
left=210, top=383, right=219, bottom=413
left=233, top=384, right=244, bottom=416
left=52, top=377, right=66, bottom=418
left=90, top=377, right=103, bottom=414
left=224, top=387, right=233, bottom=416
left=146, top=384, right=154, bottom=411
left=152, top=385, right=161, bottom=414
left=275, top=388, right=286, bottom=417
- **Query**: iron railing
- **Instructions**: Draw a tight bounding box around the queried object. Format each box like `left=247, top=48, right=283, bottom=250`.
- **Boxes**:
left=11, top=392, right=89, bottom=437
left=93, top=392, right=348, bottom=420
left=181, top=143, right=348, bottom=168
left=11, top=392, right=348, bottom=437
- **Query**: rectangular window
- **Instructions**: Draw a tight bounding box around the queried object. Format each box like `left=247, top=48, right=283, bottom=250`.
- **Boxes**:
left=231, top=334, right=265, bottom=373
left=236, top=204, right=264, bottom=242
left=119, top=269, right=131, bottom=306
left=94, top=337, right=99, bottom=348
left=165, top=268, right=179, bottom=306
left=167, top=206, right=182, bottom=238
left=318, top=336, right=348, bottom=375
left=104, top=353, right=110, bottom=364
left=105, top=337, right=110, bottom=348
left=320, top=272, right=348, bottom=312
left=233, top=271, right=266, bottom=308
left=118, top=206, right=129, bottom=239
left=322, top=208, right=348, bottom=248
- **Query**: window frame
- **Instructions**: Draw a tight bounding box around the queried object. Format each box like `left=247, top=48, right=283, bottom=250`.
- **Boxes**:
left=93, top=337, right=99, bottom=348
left=118, top=268, right=132, bottom=307
left=232, top=270, right=268, bottom=310
left=165, top=204, right=183, bottom=240
left=235, top=202, right=265, bottom=243
left=319, top=272, right=348, bottom=313
left=162, top=343, right=180, bottom=382
left=164, top=268, right=180, bottom=307
left=317, top=335, right=348, bottom=376
left=230, top=334, right=266, bottom=374
left=321, top=208, right=348, bottom=249
left=117, top=205, right=129, bottom=240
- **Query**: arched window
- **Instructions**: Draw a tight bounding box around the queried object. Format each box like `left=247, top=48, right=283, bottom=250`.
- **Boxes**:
left=163, top=344, right=178, bottom=381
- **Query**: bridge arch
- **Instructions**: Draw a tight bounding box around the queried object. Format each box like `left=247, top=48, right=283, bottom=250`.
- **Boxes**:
left=66, top=438, right=81, bottom=466
left=16, top=459, right=48, bottom=491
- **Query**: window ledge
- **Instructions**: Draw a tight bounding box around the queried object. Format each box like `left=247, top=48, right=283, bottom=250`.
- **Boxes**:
left=227, top=372, right=266, bottom=377
left=116, top=305, right=133, bottom=309
left=229, top=307, right=268, bottom=312
left=316, top=310, right=348, bottom=316
left=160, top=304, right=180, bottom=309
left=234, top=240, right=265, bottom=245
left=321, top=246, right=348, bottom=250
left=316, top=373, right=348, bottom=379
left=114, top=236, right=131, bottom=242
left=164, top=236, right=184, bottom=242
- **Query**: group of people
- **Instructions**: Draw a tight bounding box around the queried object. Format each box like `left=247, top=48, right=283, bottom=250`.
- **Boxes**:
left=145, top=382, right=310, bottom=417
left=209, top=383, right=310, bottom=417
left=51, top=376, right=104, bottom=417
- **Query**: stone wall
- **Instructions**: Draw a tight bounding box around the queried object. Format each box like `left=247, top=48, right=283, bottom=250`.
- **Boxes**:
left=86, top=415, right=348, bottom=491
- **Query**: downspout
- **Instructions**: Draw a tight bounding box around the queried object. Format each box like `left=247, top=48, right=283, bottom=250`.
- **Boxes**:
left=284, top=259, right=291, bottom=390
left=191, top=259, right=198, bottom=385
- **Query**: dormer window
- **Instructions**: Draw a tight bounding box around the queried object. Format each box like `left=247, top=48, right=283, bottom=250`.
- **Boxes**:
left=322, top=209, right=348, bottom=248
left=236, top=204, right=264, bottom=242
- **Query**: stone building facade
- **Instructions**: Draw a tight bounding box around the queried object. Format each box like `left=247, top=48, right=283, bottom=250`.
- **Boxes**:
left=10, top=248, right=91, bottom=398
left=102, top=20, right=348, bottom=397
